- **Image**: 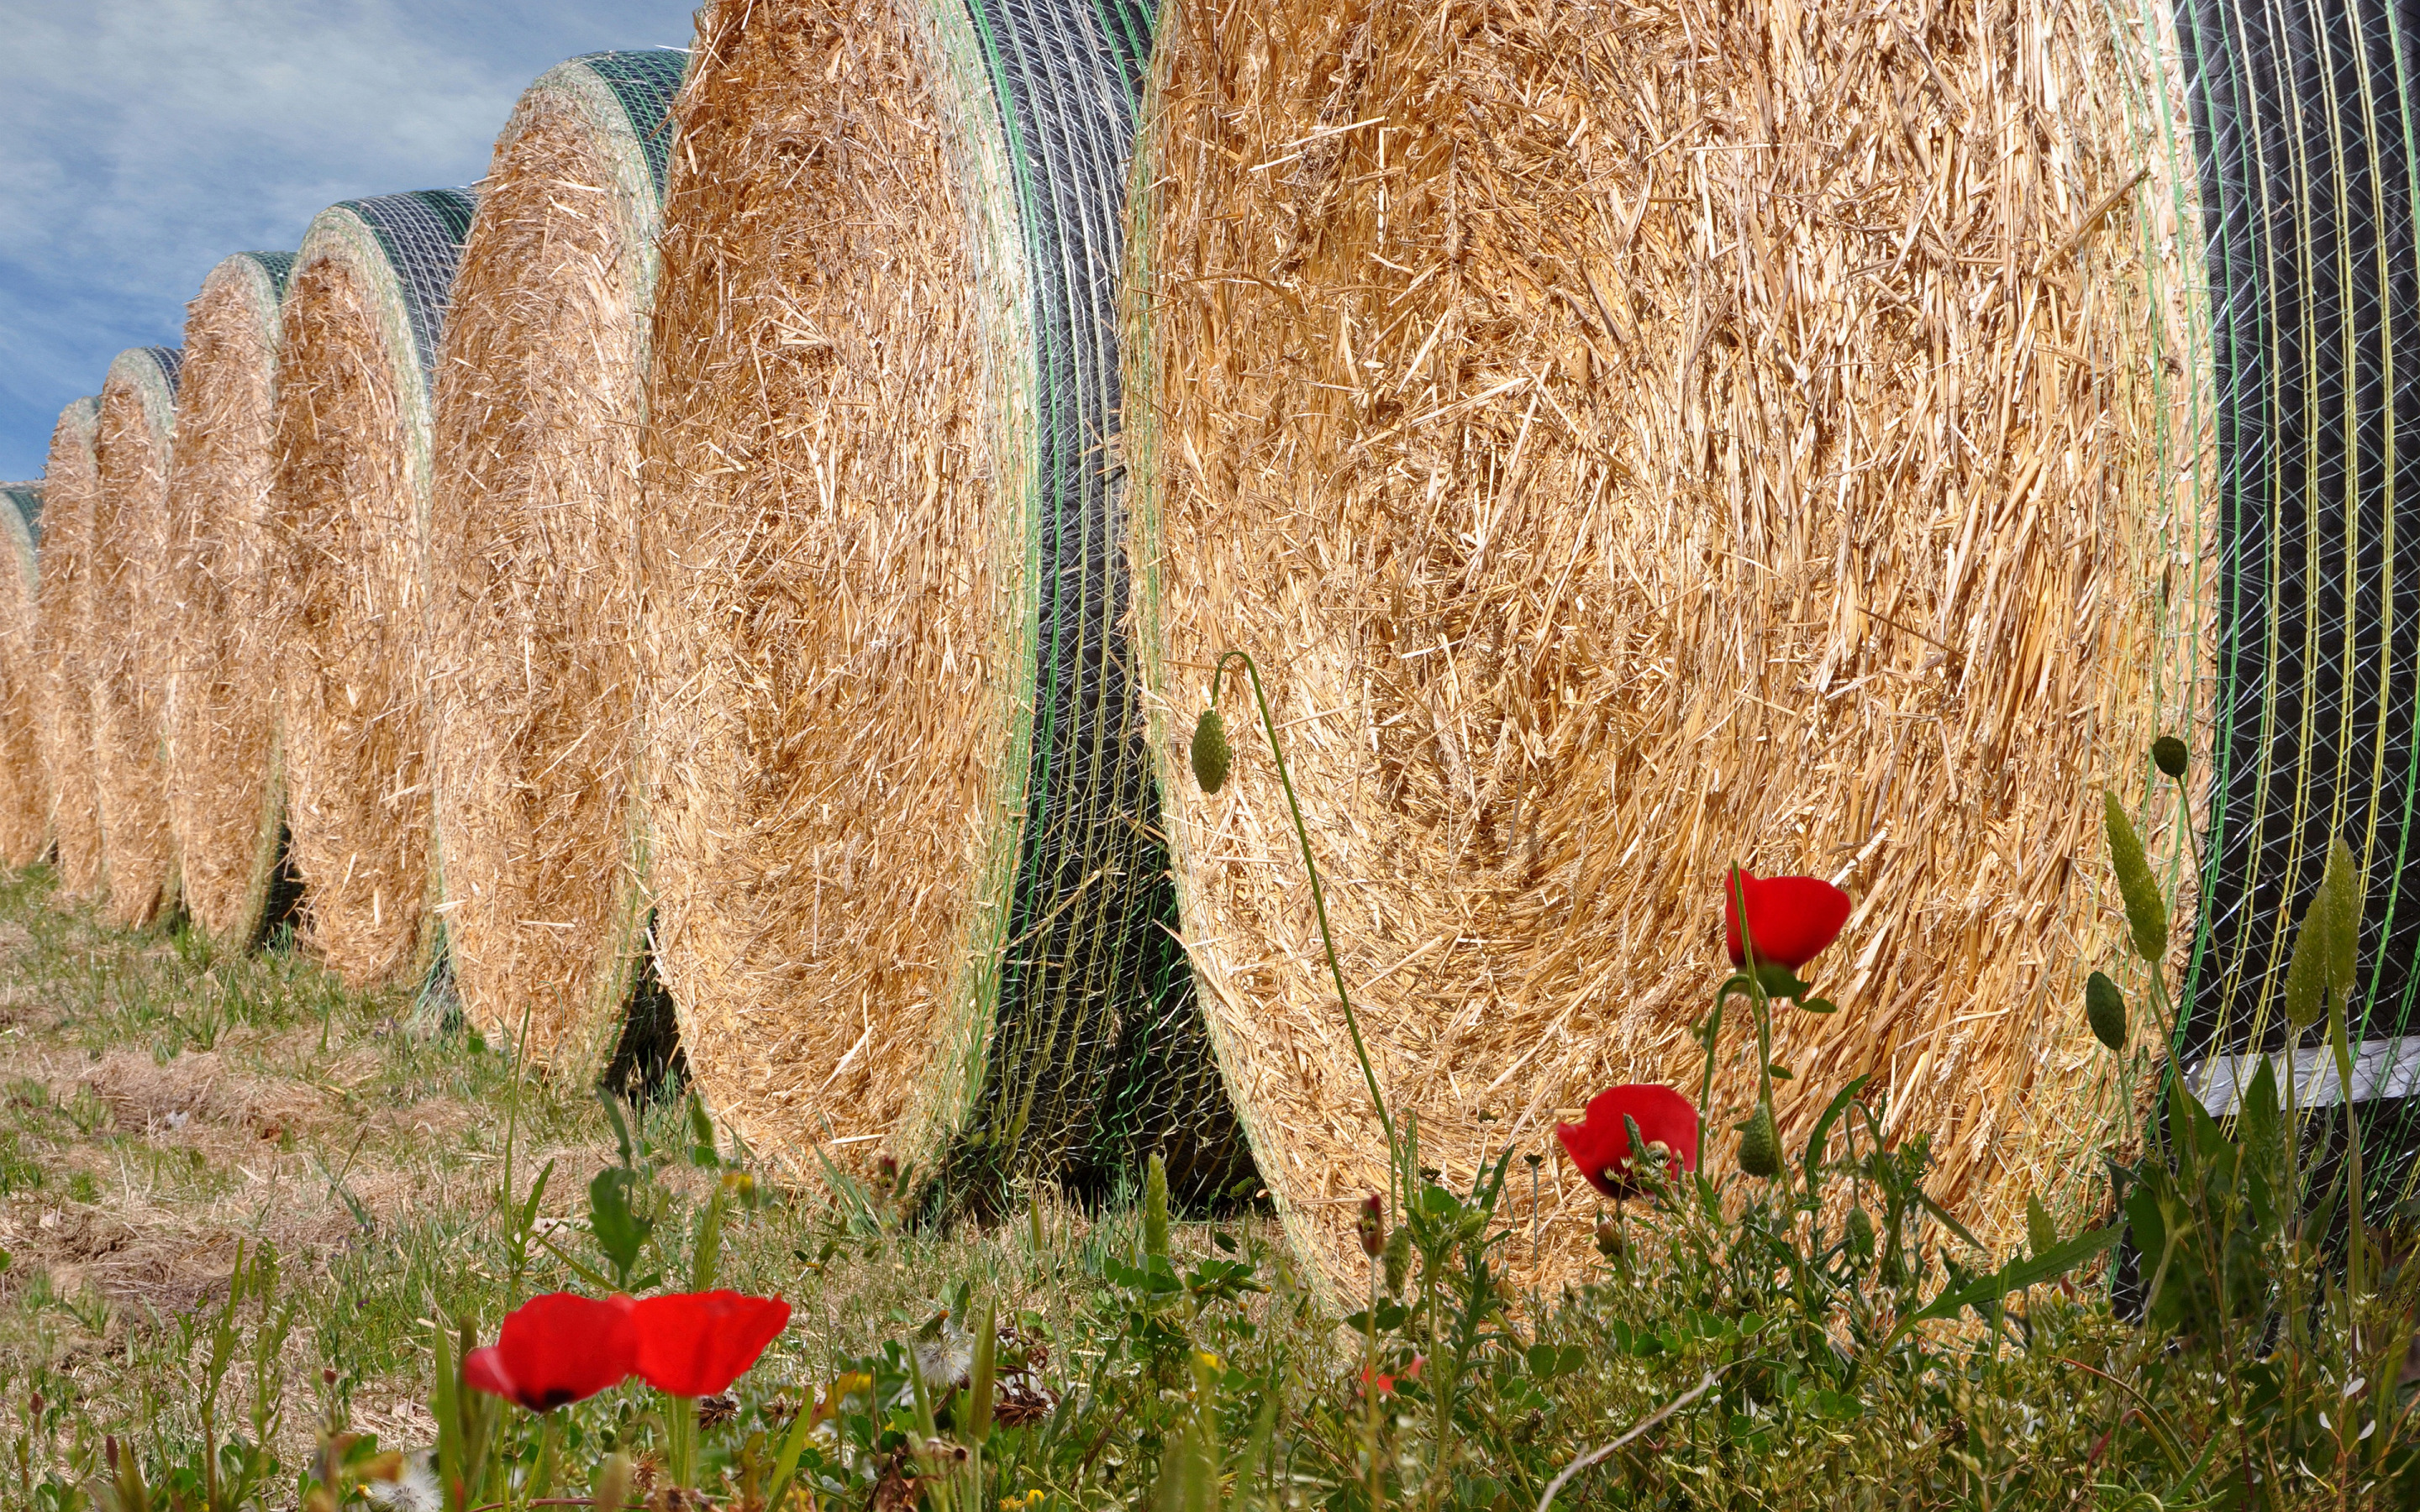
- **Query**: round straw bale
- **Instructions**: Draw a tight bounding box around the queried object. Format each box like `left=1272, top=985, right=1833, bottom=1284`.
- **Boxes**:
left=162, top=252, right=296, bottom=946
left=35, top=400, right=102, bottom=896
left=0, top=483, right=44, bottom=866
left=1131, top=0, right=2175, bottom=1291
left=91, top=345, right=186, bottom=928
left=644, top=0, right=1248, bottom=1205
left=427, top=50, right=687, bottom=1076
left=269, top=191, right=476, bottom=985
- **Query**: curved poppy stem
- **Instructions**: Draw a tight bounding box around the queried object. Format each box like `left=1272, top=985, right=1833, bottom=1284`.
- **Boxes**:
left=529, top=1412, right=559, bottom=1507
left=1702, top=866, right=1785, bottom=1198
left=1209, top=651, right=1397, bottom=1163
left=665, top=1395, right=697, bottom=1492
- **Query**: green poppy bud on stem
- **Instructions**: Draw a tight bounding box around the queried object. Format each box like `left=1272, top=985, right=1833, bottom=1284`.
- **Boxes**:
left=1845, top=1205, right=1876, bottom=1259
left=1144, top=1152, right=1171, bottom=1262
left=594, top=1453, right=634, bottom=1512
left=1192, top=709, right=1230, bottom=794
left=2152, top=735, right=2188, bottom=780
left=2102, top=791, right=2168, bottom=963
left=1735, top=1101, right=1781, bottom=1179
left=2084, top=970, right=2128, bottom=1052
left=2281, top=895, right=2328, bottom=1029
left=2321, top=837, right=2362, bottom=1006
left=1381, top=1226, right=1412, bottom=1294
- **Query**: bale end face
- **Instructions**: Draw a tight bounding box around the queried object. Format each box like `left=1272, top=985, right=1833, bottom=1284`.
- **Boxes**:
left=1131, top=0, right=2186, bottom=1295
left=427, top=52, right=680, bottom=1077
left=271, top=193, right=472, bottom=985
left=36, top=399, right=104, bottom=899
left=89, top=346, right=187, bottom=929
left=163, top=254, right=294, bottom=946
left=0, top=485, right=47, bottom=867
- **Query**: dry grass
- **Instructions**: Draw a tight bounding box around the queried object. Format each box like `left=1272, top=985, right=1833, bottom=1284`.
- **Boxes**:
left=268, top=226, right=438, bottom=987
left=1130, top=0, right=2200, bottom=1295
left=92, top=350, right=184, bottom=930
left=640, top=0, right=1035, bottom=1181
left=162, top=255, right=292, bottom=948
left=0, top=488, right=44, bottom=867
left=38, top=401, right=105, bottom=901
left=427, top=64, right=667, bottom=1076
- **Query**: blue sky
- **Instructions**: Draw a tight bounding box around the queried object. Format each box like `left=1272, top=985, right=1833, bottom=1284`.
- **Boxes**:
left=0, top=0, right=700, bottom=481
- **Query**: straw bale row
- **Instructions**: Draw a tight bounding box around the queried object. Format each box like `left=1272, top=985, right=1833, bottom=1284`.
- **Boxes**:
left=0, top=485, right=42, bottom=866
left=1129, top=0, right=2195, bottom=1289
left=5, top=1, right=2223, bottom=1274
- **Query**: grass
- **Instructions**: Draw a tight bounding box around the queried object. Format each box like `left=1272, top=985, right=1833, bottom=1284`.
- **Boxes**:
left=0, top=862, right=2412, bottom=1511
left=0, top=866, right=1267, bottom=1490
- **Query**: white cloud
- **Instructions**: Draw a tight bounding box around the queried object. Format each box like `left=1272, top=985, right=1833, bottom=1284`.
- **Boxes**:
left=0, top=0, right=697, bottom=478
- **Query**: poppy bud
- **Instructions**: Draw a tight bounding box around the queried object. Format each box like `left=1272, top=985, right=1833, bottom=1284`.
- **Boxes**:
left=2151, top=735, right=2188, bottom=779
left=1144, top=1152, right=1171, bottom=1262
left=2102, top=792, right=2168, bottom=963
left=2282, top=885, right=2328, bottom=1029
left=1844, top=1205, right=1876, bottom=1259
left=1381, top=1226, right=1412, bottom=1294
left=2321, top=837, right=2363, bottom=1006
left=594, top=1452, right=634, bottom=1512
left=1192, top=709, right=1231, bottom=794
left=1593, top=1215, right=1624, bottom=1258
left=2084, top=971, right=2127, bottom=1052
left=1735, top=1101, right=1782, bottom=1179
left=1356, top=1193, right=1385, bottom=1257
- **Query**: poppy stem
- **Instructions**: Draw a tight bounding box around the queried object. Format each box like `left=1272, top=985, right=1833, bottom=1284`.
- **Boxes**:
left=530, top=1411, right=558, bottom=1506
left=1210, top=651, right=1397, bottom=1166
left=1725, top=865, right=1791, bottom=1201
left=665, top=1395, right=697, bottom=1492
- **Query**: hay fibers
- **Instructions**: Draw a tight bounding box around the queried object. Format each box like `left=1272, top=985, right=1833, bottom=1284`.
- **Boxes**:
left=271, top=191, right=475, bottom=985
left=1130, top=0, right=2185, bottom=1289
left=35, top=400, right=103, bottom=897
left=644, top=0, right=1244, bottom=1203
left=0, top=484, right=44, bottom=867
left=427, top=50, right=685, bottom=1076
left=163, top=252, right=296, bottom=946
left=92, top=347, right=185, bottom=927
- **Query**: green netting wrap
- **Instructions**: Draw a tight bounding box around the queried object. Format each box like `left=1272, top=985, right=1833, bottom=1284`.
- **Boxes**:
left=91, top=344, right=184, bottom=928
left=2171, top=0, right=2420, bottom=1216
left=2, top=486, right=41, bottom=548
left=642, top=0, right=1249, bottom=1211
left=162, top=251, right=297, bottom=948
left=944, top=0, right=1250, bottom=1207
left=427, top=48, right=690, bottom=1084
left=570, top=49, right=686, bottom=199
left=0, top=483, right=45, bottom=868
left=271, top=189, right=475, bottom=986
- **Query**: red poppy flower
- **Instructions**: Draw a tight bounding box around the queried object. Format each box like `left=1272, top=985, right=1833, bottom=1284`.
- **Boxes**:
left=463, top=1293, right=638, bottom=1412
left=1723, top=869, right=1852, bottom=971
left=1555, top=1084, right=1699, bottom=1200
left=629, top=1290, right=792, bottom=1397
left=1360, top=1357, right=1424, bottom=1396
